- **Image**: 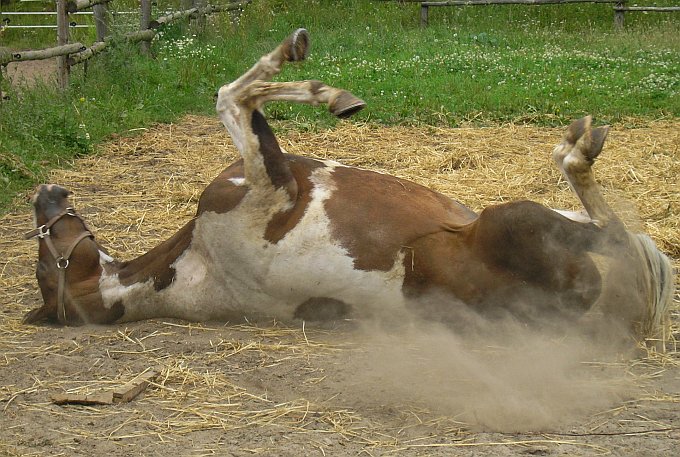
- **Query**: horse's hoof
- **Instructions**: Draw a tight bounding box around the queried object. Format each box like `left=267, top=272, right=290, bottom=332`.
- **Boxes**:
left=329, top=91, right=366, bottom=118
left=283, top=28, right=310, bottom=62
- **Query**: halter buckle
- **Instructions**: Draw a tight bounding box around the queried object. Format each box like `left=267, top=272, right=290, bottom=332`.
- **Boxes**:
left=36, top=225, right=50, bottom=239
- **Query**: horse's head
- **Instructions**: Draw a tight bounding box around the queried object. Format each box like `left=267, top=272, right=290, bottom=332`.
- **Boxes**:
left=23, top=185, right=124, bottom=326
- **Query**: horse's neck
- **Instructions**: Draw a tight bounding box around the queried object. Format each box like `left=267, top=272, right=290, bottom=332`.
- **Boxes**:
left=99, top=220, right=198, bottom=321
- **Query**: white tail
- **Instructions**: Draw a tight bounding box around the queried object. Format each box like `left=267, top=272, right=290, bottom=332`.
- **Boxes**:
left=631, top=234, right=674, bottom=343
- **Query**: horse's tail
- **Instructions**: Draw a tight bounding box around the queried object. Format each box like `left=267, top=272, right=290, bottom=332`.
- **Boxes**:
left=631, top=234, right=674, bottom=344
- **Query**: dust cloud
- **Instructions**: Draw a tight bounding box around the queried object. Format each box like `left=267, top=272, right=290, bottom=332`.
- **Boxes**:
left=332, top=303, right=635, bottom=432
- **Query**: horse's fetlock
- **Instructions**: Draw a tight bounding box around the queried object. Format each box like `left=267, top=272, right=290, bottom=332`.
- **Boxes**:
left=308, top=80, right=325, bottom=95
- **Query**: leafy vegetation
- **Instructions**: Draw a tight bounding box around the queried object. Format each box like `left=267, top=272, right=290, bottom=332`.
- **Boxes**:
left=0, top=0, right=678, bottom=209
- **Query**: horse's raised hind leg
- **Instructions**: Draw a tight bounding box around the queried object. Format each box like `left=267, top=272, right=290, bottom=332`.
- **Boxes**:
left=552, top=116, right=623, bottom=232
left=553, top=117, right=674, bottom=342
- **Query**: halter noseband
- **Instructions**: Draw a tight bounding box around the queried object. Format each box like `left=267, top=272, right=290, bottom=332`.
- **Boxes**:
left=23, top=207, right=94, bottom=324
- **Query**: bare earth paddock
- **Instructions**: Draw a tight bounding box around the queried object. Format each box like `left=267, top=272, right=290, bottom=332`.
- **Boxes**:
left=1, top=116, right=678, bottom=456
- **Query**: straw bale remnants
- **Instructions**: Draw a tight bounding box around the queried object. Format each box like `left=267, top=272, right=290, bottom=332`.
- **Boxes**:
left=1, top=116, right=678, bottom=456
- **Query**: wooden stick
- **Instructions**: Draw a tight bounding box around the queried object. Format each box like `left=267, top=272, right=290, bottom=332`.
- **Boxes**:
left=149, top=1, right=252, bottom=28
left=52, top=392, right=114, bottom=405
left=67, top=41, right=107, bottom=65
left=420, top=4, right=429, bottom=27
left=149, top=8, right=199, bottom=29
left=93, top=3, right=109, bottom=42
left=615, top=6, right=680, bottom=11
left=140, top=0, right=152, bottom=55
left=112, top=370, right=159, bottom=403
left=0, top=64, right=5, bottom=107
left=68, top=28, right=157, bottom=65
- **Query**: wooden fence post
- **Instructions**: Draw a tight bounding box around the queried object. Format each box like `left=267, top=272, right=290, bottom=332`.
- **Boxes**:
left=420, top=3, right=429, bottom=27
left=614, top=1, right=626, bottom=29
left=56, top=0, right=70, bottom=90
left=93, top=3, right=109, bottom=42
left=140, top=0, right=152, bottom=54
left=0, top=64, right=5, bottom=107
left=193, top=0, right=207, bottom=32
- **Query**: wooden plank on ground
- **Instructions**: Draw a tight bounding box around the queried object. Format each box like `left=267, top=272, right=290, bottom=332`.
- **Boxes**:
left=112, top=370, right=159, bottom=403
left=52, top=392, right=114, bottom=405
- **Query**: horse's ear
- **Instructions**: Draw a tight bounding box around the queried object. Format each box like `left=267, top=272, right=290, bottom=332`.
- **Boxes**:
left=57, top=186, right=73, bottom=199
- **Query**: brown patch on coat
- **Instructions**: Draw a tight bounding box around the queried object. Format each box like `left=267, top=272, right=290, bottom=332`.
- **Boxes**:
left=197, top=160, right=248, bottom=215
left=325, top=166, right=477, bottom=271
left=264, top=155, right=324, bottom=243
left=402, top=201, right=604, bottom=322
left=117, top=219, right=196, bottom=291
left=251, top=110, right=296, bottom=193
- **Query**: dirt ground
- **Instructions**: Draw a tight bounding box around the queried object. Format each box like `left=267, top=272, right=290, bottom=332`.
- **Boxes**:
left=3, top=58, right=58, bottom=88
left=1, top=116, right=678, bottom=456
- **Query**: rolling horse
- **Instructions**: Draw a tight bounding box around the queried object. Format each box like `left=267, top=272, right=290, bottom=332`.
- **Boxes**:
left=23, top=30, right=673, bottom=341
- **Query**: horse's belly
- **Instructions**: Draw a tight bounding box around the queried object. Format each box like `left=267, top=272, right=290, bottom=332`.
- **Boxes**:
left=190, top=203, right=408, bottom=320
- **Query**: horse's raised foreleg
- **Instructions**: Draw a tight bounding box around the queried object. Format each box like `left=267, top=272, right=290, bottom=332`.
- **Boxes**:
left=228, top=28, right=310, bottom=94
left=234, top=80, right=366, bottom=118
left=216, top=30, right=365, bottom=201
left=217, top=80, right=364, bottom=199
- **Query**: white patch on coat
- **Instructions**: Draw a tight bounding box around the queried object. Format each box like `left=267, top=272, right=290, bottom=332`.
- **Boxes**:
left=229, top=177, right=246, bottom=186
left=553, top=209, right=592, bottom=223
left=99, top=250, right=114, bottom=264
left=99, top=272, right=153, bottom=312
left=264, top=164, right=406, bottom=314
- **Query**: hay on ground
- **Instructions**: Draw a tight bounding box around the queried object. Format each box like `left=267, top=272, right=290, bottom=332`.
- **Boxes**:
left=0, top=116, right=678, bottom=455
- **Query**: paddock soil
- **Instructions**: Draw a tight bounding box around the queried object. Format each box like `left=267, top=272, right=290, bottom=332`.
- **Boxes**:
left=1, top=116, right=678, bottom=456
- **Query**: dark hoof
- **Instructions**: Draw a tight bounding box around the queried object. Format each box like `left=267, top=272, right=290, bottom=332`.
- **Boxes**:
left=564, top=115, right=591, bottom=144
left=23, top=306, right=51, bottom=324
left=294, top=297, right=351, bottom=321
left=283, top=28, right=310, bottom=62
left=329, top=91, right=366, bottom=118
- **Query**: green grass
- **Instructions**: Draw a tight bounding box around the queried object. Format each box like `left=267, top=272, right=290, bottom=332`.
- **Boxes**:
left=0, top=0, right=679, bottom=210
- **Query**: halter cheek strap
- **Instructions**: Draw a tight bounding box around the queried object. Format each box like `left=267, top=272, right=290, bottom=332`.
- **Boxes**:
left=23, top=208, right=94, bottom=325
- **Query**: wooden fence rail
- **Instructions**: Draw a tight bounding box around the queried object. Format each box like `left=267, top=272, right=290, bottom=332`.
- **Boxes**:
left=419, top=0, right=680, bottom=27
left=615, top=5, right=680, bottom=10
left=0, top=43, right=87, bottom=63
left=66, top=0, right=112, bottom=14
left=0, top=0, right=251, bottom=91
left=69, top=3, right=247, bottom=65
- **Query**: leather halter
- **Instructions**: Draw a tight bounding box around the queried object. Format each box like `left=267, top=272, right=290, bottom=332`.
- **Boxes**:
left=24, top=208, right=94, bottom=324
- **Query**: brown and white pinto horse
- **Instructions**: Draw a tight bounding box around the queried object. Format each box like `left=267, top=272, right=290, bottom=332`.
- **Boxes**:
left=24, top=30, right=673, bottom=340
